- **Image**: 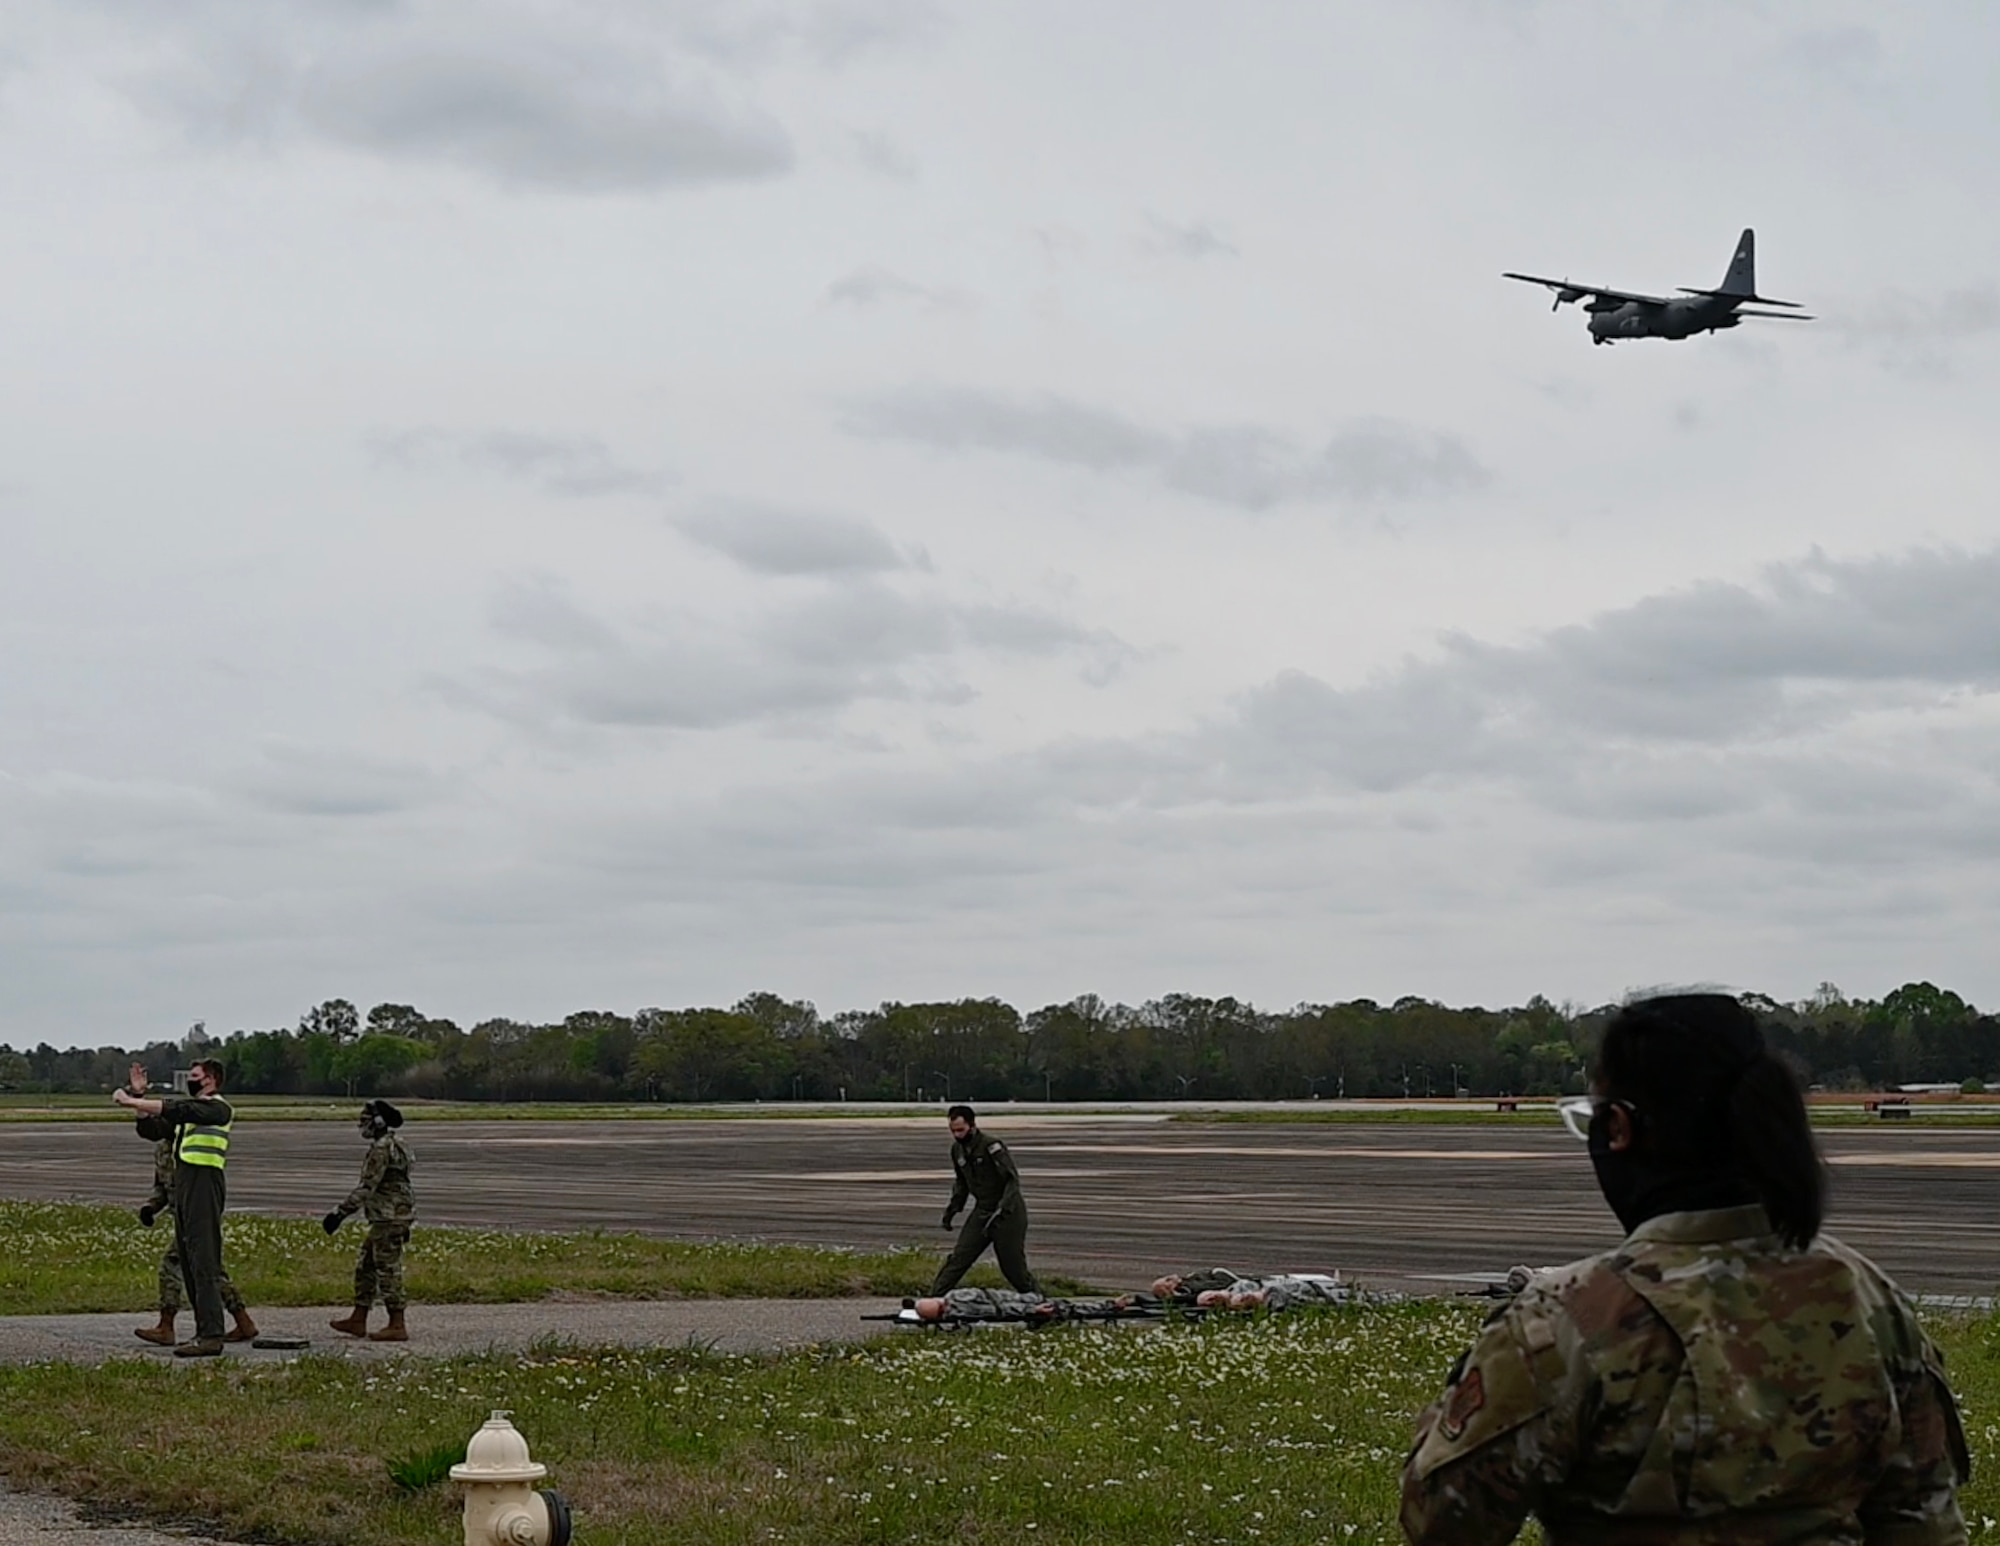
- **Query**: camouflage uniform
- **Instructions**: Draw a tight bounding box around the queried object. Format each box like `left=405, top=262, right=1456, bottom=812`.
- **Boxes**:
left=334, top=1131, right=415, bottom=1313
left=1402, top=1205, right=1969, bottom=1546
left=145, top=1139, right=247, bottom=1316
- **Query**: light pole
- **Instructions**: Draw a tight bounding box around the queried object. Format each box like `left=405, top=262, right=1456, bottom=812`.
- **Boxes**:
left=933, top=1069, right=951, bottom=1103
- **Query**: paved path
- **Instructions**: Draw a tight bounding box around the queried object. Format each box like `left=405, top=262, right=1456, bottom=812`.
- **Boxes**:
left=0, top=1490, right=232, bottom=1546
left=0, top=1298, right=904, bottom=1368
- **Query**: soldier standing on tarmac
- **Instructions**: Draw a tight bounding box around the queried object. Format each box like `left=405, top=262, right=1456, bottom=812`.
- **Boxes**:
left=130, top=1063, right=257, bottom=1346
left=324, top=1099, right=415, bottom=1342
left=1400, top=994, right=1968, bottom=1545
left=112, top=1056, right=235, bottom=1358
left=930, top=1104, right=1042, bottom=1297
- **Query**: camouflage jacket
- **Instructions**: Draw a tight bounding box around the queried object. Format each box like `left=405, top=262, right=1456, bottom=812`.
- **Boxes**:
left=1402, top=1206, right=1968, bottom=1546
left=144, top=1138, right=174, bottom=1213
left=947, top=1129, right=1025, bottom=1215
left=338, top=1133, right=415, bottom=1225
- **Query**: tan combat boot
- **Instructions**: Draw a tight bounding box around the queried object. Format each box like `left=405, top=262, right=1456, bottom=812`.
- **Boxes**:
left=367, top=1309, right=408, bottom=1342
left=327, top=1307, right=371, bottom=1337
left=225, top=1309, right=259, bottom=1343
left=134, top=1311, right=176, bottom=1346
left=172, top=1337, right=225, bottom=1358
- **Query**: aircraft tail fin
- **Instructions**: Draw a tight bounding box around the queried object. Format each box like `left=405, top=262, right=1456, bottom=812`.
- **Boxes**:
left=1718, top=228, right=1756, bottom=296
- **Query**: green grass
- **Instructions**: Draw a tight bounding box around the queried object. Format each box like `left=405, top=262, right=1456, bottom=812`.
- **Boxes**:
left=0, top=1201, right=1082, bottom=1315
left=1, top=1304, right=1996, bottom=1546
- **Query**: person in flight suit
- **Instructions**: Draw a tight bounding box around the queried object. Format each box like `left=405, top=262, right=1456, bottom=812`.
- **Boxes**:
left=324, top=1098, right=416, bottom=1342
left=930, top=1103, right=1042, bottom=1297
left=113, top=1057, right=235, bottom=1358
left=132, top=1076, right=257, bottom=1347
left=1401, top=994, right=1968, bottom=1546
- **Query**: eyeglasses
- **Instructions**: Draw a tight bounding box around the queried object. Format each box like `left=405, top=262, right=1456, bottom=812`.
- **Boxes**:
left=1556, top=1095, right=1636, bottom=1142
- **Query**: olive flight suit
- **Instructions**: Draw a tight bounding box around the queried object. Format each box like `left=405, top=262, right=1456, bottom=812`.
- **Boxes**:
left=139, top=1094, right=234, bottom=1343
left=930, top=1127, right=1041, bottom=1296
left=333, top=1130, right=415, bottom=1313
left=144, top=1138, right=246, bottom=1318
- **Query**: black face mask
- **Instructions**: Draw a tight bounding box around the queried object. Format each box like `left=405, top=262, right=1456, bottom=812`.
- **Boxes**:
left=1588, top=1099, right=1755, bottom=1235
left=1587, top=1102, right=1648, bottom=1234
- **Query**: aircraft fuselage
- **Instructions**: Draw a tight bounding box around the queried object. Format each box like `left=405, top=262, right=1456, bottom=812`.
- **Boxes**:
left=1585, top=294, right=1740, bottom=344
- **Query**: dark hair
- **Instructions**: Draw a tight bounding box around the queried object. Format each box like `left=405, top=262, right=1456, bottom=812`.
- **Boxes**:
left=947, top=1104, right=976, bottom=1125
left=363, top=1099, right=404, bottom=1129
left=192, top=1058, right=226, bottom=1091
left=1596, top=994, right=1825, bottom=1248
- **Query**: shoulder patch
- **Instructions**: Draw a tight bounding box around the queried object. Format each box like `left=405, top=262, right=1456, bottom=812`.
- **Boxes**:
left=1439, top=1368, right=1485, bottom=1440
left=1409, top=1313, right=1555, bottom=1483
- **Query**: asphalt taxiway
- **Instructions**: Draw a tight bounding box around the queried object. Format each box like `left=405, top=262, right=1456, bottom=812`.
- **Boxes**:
left=2, top=1116, right=1993, bottom=1294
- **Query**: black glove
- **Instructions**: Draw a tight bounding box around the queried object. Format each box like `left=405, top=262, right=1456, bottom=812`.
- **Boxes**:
left=137, top=1205, right=157, bottom=1228
left=322, top=1211, right=344, bottom=1235
left=941, top=1210, right=959, bottom=1231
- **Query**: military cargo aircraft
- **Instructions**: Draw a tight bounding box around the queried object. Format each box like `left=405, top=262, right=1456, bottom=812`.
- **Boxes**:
left=1505, top=228, right=1812, bottom=345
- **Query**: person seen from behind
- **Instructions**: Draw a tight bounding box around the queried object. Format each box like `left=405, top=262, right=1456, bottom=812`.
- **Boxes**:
left=1401, top=992, right=1968, bottom=1545
left=325, top=1099, right=416, bottom=1341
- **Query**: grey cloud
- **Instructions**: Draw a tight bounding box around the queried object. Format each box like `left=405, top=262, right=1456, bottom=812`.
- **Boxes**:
left=671, top=501, right=907, bottom=575
left=1773, top=26, right=1885, bottom=92
left=369, top=427, right=666, bottom=497
left=1011, top=546, right=2000, bottom=820
left=1821, top=285, right=2000, bottom=378
left=466, top=575, right=1128, bottom=732
left=1143, top=214, right=1238, bottom=260
left=237, top=741, right=448, bottom=817
left=1311, top=425, right=1489, bottom=501
left=668, top=0, right=946, bottom=69
left=794, top=0, right=946, bottom=64
left=119, top=7, right=795, bottom=191
left=849, top=127, right=917, bottom=179
left=823, top=265, right=971, bottom=311
left=1201, top=545, right=2000, bottom=798
left=841, top=386, right=1163, bottom=470
left=300, top=32, right=792, bottom=190
left=842, top=386, right=1488, bottom=509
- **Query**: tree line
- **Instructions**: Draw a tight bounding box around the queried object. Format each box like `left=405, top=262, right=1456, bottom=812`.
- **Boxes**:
left=3, top=982, right=1994, bottom=1103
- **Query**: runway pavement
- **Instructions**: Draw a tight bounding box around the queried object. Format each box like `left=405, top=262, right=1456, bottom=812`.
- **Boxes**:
left=2, top=1115, right=1994, bottom=1294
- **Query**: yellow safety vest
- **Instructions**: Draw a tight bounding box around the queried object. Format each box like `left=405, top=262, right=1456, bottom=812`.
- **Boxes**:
left=177, top=1102, right=233, bottom=1170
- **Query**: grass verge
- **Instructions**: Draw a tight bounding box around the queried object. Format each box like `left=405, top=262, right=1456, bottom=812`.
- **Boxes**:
left=0, top=1201, right=1082, bottom=1315
left=2, top=1304, right=1996, bottom=1546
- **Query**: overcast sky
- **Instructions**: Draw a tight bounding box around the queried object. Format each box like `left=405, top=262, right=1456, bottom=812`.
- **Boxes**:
left=4, top=1, right=1998, bottom=1048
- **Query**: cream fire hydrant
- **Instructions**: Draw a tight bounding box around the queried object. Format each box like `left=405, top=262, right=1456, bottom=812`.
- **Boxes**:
left=450, top=1411, right=573, bottom=1546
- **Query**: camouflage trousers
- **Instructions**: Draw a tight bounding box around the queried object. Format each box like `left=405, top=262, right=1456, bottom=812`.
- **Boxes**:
left=158, top=1241, right=246, bottom=1316
left=354, top=1221, right=411, bottom=1312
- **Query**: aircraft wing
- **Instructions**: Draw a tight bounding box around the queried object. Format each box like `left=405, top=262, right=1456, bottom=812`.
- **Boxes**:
left=1502, top=272, right=1670, bottom=307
